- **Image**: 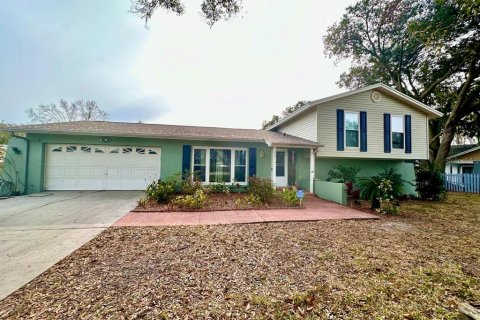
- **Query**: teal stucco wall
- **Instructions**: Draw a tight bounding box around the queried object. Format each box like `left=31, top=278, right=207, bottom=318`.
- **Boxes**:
left=315, top=158, right=417, bottom=195
left=314, top=179, right=347, bottom=205
left=2, top=137, right=28, bottom=194
left=16, top=133, right=274, bottom=193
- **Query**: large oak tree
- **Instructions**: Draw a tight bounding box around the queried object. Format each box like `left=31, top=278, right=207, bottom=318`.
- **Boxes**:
left=323, top=0, right=480, bottom=168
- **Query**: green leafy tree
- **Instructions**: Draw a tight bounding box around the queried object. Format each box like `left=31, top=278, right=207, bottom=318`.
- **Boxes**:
left=130, top=0, right=242, bottom=27
left=261, top=100, right=308, bottom=129
left=324, top=0, right=480, bottom=168
left=0, top=122, right=11, bottom=145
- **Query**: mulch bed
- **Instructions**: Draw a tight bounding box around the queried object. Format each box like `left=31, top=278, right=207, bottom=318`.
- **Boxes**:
left=1, top=193, right=479, bottom=319
left=134, top=192, right=303, bottom=212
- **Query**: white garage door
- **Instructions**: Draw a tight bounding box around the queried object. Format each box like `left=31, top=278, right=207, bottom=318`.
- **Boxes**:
left=45, top=144, right=161, bottom=190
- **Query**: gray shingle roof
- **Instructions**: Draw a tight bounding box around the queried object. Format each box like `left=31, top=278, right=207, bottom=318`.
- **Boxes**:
left=7, top=121, right=318, bottom=147
left=447, top=144, right=480, bottom=158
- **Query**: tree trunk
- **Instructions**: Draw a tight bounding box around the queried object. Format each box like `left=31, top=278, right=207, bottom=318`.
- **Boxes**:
left=435, top=118, right=457, bottom=169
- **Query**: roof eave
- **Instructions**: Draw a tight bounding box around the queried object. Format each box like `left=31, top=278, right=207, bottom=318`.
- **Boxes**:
left=9, top=129, right=269, bottom=144
left=446, top=145, right=480, bottom=160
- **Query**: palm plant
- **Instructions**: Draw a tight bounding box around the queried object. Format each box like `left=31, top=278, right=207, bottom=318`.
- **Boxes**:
left=356, top=176, right=383, bottom=209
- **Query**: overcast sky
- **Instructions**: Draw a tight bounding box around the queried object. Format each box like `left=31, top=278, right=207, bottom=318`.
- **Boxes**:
left=0, top=0, right=356, bottom=128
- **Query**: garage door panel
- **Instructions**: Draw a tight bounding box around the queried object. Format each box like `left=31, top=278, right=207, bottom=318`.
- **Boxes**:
left=93, top=167, right=105, bottom=177
left=77, top=167, right=93, bottom=177
left=106, top=168, right=119, bottom=177
left=134, top=168, right=147, bottom=177
left=45, top=144, right=160, bottom=191
left=47, top=155, right=65, bottom=166
left=120, top=168, right=134, bottom=178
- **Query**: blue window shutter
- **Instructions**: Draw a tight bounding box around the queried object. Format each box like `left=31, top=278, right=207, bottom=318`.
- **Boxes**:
left=337, top=109, right=344, bottom=151
left=405, top=115, right=412, bottom=153
left=182, top=145, right=191, bottom=178
left=384, top=113, right=391, bottom=153
left=248, top=147, right=256, bottom=177
left=360, top=111, right=367, bottom=152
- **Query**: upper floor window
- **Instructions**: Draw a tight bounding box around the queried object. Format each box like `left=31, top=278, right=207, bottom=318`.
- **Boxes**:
left=345, top=112, right=359, bottom=148
left=392, top=115, right=404, bottom=149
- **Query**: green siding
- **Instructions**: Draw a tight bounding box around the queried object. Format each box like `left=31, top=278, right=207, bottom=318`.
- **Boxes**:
left=315, top=158, right=417, bottom=195
left=18, top=133, right=273, bottom=193
left=291, top=149, right=311, bottom=192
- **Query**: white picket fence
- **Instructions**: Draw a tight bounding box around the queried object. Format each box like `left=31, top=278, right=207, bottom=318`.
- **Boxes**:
left=444, top=174, right=480, bottom=193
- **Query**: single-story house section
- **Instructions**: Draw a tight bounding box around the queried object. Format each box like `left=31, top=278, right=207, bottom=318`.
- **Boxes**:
left=4, top=83, right=442, bottom=196
left=445, top=144, right=480, bottom=174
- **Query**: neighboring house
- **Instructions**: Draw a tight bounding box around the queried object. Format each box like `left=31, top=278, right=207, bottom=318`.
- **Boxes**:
left=445, top=145, right=480, bottom=174
left=5, top=83, right=442, bottom=195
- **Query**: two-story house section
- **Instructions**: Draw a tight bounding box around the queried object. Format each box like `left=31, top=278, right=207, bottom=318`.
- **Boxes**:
left=268, top=83, right=442, bottom=194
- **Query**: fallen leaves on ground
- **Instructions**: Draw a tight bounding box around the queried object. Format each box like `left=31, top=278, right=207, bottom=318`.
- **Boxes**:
left=1, top=193, right=479, bottom=319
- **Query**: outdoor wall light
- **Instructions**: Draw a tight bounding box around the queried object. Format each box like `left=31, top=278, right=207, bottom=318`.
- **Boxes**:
left=259, top=149, right=265, bottom=158
left=99, top=137, right=110, bottom=143
left=12, top=147, right=21, bottom=155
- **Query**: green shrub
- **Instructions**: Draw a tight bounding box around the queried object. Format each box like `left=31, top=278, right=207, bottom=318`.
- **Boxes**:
left=235, top=193, right=262, bottom=208
left=248, top=176, right=275, bottom=203
left=376, top=178, right=399, bottom=215
left=182, top=170, right=203, bottom=195
left=415, top=165, right=446, bottom=200
left=208, top=182, right=231, bottom=194
left=282, top=188, right=300, bottom=206
left=379, top=168, right=405, bottom=198
left=137, top=196, right=148, bottom=207
left=327, top=165, right=361, bottom=184
left=171, top=189, right=207, bottom=210
left=145, top=175, right=178, bottom=203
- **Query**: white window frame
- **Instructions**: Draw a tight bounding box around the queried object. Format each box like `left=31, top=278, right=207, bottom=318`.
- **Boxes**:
left=191, top=146, right=249, bottom=185
left=344, top=111, right=360, bottom=149
left=391, top=115, right=405, bottom=149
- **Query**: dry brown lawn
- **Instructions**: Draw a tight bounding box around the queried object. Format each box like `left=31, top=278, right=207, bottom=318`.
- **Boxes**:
left=1, top=192, right=479, bottom=319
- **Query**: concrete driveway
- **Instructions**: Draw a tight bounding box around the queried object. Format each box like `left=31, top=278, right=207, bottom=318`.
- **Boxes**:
left=0, top=191, right=141, bottom=300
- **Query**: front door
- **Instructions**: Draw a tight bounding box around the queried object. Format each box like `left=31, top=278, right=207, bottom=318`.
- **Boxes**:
left=275, top=150, right=288, bottom=187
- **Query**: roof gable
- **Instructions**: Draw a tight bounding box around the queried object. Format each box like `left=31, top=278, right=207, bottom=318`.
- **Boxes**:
left=268, top=83, right=443, bottom=130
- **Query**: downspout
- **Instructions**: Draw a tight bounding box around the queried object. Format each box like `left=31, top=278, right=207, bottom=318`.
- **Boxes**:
left=10, top=133, right=29, bottom=195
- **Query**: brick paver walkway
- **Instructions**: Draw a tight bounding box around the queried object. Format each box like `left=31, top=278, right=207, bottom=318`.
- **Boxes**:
left=114, top=196, right=378, bottom=226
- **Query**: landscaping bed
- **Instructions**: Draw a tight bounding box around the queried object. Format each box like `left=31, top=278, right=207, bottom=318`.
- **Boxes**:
left=1, top=192, right=479, bottom=319
left=137, top=175, right=303, bottom=212
left=134, top=192, right=304, bottom=212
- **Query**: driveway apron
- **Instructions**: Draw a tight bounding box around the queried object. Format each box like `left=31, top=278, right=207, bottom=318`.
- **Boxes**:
left=0, top=191, right=141, bottom=300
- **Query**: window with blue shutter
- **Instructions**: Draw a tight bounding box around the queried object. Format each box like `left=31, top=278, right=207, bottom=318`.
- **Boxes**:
left=360, top=111, right=367, bottom=152
left=248, top=147, right=256, bottom=177
left=182, top=145, right=192, bottom=178
left=405, top=115, right=412, bottom=153
left=337, top=109, right=344, bottom=151
left=384, top=114, right=391, bottom=153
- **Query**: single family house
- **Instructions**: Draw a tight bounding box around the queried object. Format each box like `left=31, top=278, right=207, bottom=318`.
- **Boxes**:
left=4, top=83, right=442, bottom=196
left=445, top=144, right=480, bottom=174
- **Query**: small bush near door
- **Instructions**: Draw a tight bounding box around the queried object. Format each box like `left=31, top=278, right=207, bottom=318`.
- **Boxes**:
left=281, top=187, right=300, bottom=206
left=248, top=176, right=276, bottom=203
